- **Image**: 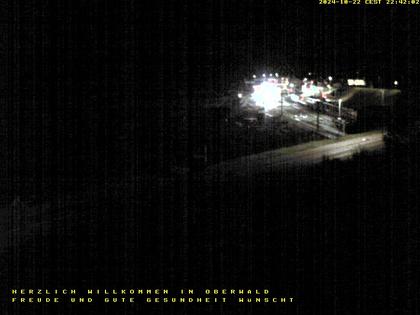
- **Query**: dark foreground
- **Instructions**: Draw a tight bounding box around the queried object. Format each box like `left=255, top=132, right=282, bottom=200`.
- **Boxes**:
left=1, top=138, right=419, bottom=315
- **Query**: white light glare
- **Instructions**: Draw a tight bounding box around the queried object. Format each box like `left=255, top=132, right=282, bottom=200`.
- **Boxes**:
left=328, top=76, right=333, bottom=81
left=275, top=73, right=279, bottom=77
left=237, top=93, right=243, bottom=98
left=252, top=74, right=257, bottom=79
left=251, top=81, right=283, bottom=111
left=262, top=73, right=266, bottom=78
left=394, top=80, right=399, bottom=86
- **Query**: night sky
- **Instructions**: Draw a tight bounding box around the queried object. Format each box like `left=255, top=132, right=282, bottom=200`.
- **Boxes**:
left=8, top=1, right=420, bottom=93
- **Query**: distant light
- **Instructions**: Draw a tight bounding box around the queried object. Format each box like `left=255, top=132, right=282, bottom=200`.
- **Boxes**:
left=308, top=72, right=312, bottom=76
left=262, top=73, right=266, bottom=78
left=303, top=77, right=308, bottom=82
left=269, top=73, right=273, bottom=77
left=237, top=93, right=243, bottom=99
left=347, top=79, right=366, bottom=86
left=328, top=76, right=333, bottom=81
left=289, top=83, right=295, bottom=88
left=252, top=74, right=257, bottom=79
left=394, top=80, right=399, bottom=86
left=275, top=73, right=279, bottom=77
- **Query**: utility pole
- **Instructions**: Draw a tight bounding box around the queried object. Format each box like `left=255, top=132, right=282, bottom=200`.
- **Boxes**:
left=281, top=93, right=283, bottom=116
left=280, top=88, right=286, bottom=117
left=338, top=99, right=342, bottom=118
left=316, top=103, right=320, bottom=131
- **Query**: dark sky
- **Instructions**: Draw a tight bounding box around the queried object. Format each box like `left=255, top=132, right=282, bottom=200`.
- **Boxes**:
left=138, top=1, right=419, bottom=87
left=7, top=1, right=420, bottom=97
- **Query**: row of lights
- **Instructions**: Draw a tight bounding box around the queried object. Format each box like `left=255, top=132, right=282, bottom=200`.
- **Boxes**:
left=252, top=73, right=280, bottom=79
left=252, top=73, right=334, bottom=82
left=251, top=75, right=399, bottom=86
left=313, top=75, right=399, bottom=87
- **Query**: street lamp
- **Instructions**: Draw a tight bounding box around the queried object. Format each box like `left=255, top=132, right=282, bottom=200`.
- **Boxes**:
left=328, top=76, right=333, bottom=81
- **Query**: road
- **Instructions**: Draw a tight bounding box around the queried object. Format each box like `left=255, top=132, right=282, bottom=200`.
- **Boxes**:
left=204, top=130, right=384, bottom=179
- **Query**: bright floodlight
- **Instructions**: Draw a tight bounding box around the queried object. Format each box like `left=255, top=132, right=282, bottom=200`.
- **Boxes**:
left=251, top=81, right=282, bottom=111
left=237, top=93, right=243, bottom=98
left=394, top=80, right=399, bottom=86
